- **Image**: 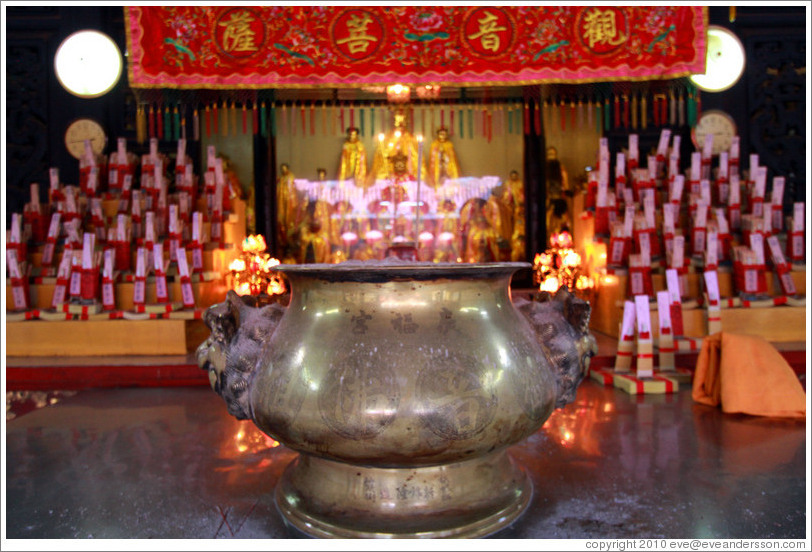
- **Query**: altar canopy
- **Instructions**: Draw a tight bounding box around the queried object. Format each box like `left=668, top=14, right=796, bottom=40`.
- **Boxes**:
left=126, top=5, right=707, bottom=89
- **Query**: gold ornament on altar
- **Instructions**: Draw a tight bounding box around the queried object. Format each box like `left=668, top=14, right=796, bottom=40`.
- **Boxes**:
left=533, top=231, right=594, bottom=296
left=415, top=84, right=441, bottom=100
left=370, top=108, right=426, bottom=184
left=228, top=235, right=286, bottom=298
left=386, top=83, right=411, bottom=103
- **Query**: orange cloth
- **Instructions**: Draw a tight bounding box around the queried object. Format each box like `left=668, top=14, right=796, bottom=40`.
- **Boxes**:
left=692, top=332, right=806, bottom=419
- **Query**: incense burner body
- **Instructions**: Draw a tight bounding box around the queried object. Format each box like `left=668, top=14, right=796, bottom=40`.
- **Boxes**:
left=198, top=261, right=596, bottom=538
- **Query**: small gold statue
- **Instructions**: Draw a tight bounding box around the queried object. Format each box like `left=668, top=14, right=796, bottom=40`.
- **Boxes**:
left=337, top=127, right=367, bottom=187
left=427, top=127, right=460, bottom=188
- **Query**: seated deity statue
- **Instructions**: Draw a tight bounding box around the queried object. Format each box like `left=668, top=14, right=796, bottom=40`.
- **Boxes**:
left=464, top=214, right=500, bottom=263
left=369, top=109, right=425, bottom=184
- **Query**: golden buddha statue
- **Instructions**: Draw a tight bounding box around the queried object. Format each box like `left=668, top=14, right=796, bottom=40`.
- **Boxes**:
left=505, top=169, right=526, bottom=261
left=510, top=224, right=526, bottom=262
left=505, top=170, right=525, bottom=224
left=484, top=184, right=513, bottom=261
left=276, top=162, right=303, bottom=252
left=369, top=108, right=425, bottom=184
left=337, top=127, right=367, bottom=187
left=427, top=127, right=460, bottom=188
left=298, top=204, right=331, bottom=264
left=465, top=214, right=500, bottom=263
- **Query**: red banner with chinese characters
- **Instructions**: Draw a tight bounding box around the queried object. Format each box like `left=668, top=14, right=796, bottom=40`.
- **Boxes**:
left=125, top=5, right=706, bottom=89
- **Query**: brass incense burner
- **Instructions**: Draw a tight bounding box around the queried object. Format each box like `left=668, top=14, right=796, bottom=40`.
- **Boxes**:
left=197, top=260, right=596, bottom=538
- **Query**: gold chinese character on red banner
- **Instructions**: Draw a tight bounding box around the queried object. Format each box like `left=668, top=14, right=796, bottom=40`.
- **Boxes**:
left=333, top=9, right=384, bottom=61
left=462, top=7, right=514, bottom=58
left=576, top=7, right=628, bottom=55
left=215, top=8, right=265, bottom=59
left=467, top=11, right=506, bottom=51
left=336, top=13, right=377, bottom=53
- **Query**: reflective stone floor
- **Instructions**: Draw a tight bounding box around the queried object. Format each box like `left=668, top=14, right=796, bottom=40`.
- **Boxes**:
left=4, top=381, right=807, bottom=540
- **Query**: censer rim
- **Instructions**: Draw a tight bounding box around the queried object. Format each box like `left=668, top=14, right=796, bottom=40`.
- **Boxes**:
left=274, top=261, right=532, bottom=281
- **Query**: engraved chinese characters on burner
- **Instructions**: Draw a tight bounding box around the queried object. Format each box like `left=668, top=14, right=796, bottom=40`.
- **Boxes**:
left=259, top=350, right=309, bottom=431
left=361, top=476, right=448, bottom=503
left=417, top=354, right=496, bottom=440
left=319, top=353, right=400, bottom=440
left=391, top=312, right=418, bottom=334
left=351, top=309, right=372, bottom=334
left=510, top=354, right=554, bottom=422
left=437, top=307, right=461, bottom=336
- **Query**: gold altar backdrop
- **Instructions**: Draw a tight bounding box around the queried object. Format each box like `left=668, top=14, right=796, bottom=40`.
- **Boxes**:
left=274, top=103, right=527, bottom=265
left=276, top=104, right=522, bottom=187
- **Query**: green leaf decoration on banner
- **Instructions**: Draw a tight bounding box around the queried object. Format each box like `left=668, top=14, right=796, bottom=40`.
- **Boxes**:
left=647, top=25, right=675, bottom=52
left=164, top=38, right=196, bottom=61
left=274, top=43, right=316, bottom=66
left=533, top=40, right=569, bottom=60
left=404, top=31, right=450, bottom=43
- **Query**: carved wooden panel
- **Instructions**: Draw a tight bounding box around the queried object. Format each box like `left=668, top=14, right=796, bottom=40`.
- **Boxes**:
left=745, top=33, right=806, bottom=204
left=5, top=37, right=51, bottom=215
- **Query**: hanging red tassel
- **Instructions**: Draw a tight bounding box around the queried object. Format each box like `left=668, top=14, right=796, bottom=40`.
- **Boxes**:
left=643, top=94, right=649, bottom=129
left=230, top=101, right=237, bottom=136
left=614, top=95, right=620, bottom=129
left=623, top=94, right=630, bottom=129
left=193, top=108, right=200, bottom=141
left=339, top=103, right=345, bottom=133
left=310, top=103, right=315, bottom=135
left=659, top=95, right=666, bottom=127
left=570, top=100, right=576, bottom=130
left=252, top=102, right=258, bottom=135
left=212, top=103, right=219, bottom=135
left=450, top=109, right=455, bottom=137
left=148, top=105, right=155, bottom=138
left=560, top=99, right=566, bottom=132
left=242, top=104, right=247, bottom=134
left=534, top=100, right=541, bottom=135
left=524, top=102, right=530, bottom=135
left=350, top=105, right=354, bottom=130
left=204, top=105, right=211, bottom=137
left=156, top=105, right=164, bottom=139
left=653, top=95, right=660, bottom=127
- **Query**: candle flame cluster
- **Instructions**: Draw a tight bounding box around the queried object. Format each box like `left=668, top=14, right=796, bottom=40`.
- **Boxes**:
left=228, top=234, right=286, bottom=297
left=386, top=84, right=411, bottom=103
left=533, top=231, right=594, bottom=294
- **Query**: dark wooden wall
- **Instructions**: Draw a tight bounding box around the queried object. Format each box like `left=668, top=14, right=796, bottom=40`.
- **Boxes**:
left=5, top=6, right=132, bottom=220
left=4, top=6, right=807, bottom=233
left=701, top=6, right=807, bottom=205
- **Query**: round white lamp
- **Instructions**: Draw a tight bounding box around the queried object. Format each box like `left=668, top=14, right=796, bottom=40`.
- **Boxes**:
left=690, top=25, right=746, bottom=93
left=54, top=30, right=123, bottom=98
